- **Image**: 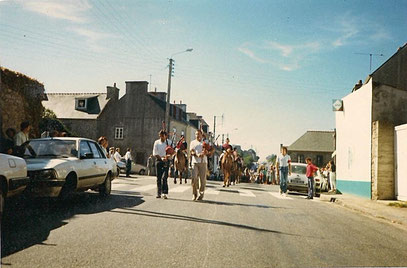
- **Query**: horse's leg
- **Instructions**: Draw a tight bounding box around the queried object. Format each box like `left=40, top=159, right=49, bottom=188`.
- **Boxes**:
left=223, top=170, right=227, bottom=187
left=184, top=168, right=187, bottom=183
left=179, top=170, right=182, bottom=184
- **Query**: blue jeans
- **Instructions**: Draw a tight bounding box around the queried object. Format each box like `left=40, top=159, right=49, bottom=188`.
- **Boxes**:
left=307, top=176, right=314, bottom=198
left=280, top=166, right=288, bottom=193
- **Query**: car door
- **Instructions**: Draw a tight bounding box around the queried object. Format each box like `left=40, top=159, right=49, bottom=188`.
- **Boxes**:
left=77, top=140, right=98, bottom=188
left=88, top=141, right=108, bottom=185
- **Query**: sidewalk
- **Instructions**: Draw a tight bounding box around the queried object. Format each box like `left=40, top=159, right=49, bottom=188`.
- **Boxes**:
left=319, top=192, right=407, bottom=230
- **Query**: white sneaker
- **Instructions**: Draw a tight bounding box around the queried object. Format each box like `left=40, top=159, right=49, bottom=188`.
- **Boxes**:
left=282, top=193, right=287, bottom=197
left=162, top=194, right=168, bottom=199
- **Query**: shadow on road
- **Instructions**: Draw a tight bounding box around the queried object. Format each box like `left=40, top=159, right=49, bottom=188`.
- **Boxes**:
left=110, top=208, right=299, bottom=237
left=1, top=192, right=144, bottom=258
left=167, top=197, right=287, bottom=209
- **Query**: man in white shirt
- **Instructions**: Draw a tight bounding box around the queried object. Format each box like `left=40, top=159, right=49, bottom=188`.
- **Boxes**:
left=124, top=148, right=133, bottom=177
left=153, top=130, right=172, bottom=199
left=14, top=121, right=30, bottom=146
left=190, top=130, right=209, bottom=201
left=114, top=148, right=122, bottom=162
left=276, top=147, right=292, bottom=196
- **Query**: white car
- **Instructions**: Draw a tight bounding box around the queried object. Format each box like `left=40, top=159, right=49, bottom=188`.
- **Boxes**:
left=0, top=153, right=30, bottom=215
left=23, top=137, right=117, bottom=199
left=118, top=159, right=147, bottom=175
left=287, top=163, right=308, bottom=192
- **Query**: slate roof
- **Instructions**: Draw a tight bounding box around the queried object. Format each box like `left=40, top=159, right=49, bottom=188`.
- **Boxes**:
left=42, top=93, right=110, bottom=119
left=288, top=130, right=335, bottom=152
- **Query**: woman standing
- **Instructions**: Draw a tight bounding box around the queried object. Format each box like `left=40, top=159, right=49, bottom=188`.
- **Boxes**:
left=328, top=160, right=337, bottom=193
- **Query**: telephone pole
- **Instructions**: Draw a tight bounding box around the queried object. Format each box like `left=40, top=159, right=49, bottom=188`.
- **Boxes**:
left=165, top=58, right=174, bottom=133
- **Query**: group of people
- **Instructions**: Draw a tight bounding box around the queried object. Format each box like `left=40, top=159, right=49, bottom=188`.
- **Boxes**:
left=97, top=136, right=133, bottom=178
left=275, top=147, right=337, bottom=200
left=0, top=121, right=32, bottom=156
left=152, top=129, right=219, bottom=200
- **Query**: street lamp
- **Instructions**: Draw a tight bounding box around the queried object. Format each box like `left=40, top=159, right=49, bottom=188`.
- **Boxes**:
left=165, top=48, right=193, bottom=133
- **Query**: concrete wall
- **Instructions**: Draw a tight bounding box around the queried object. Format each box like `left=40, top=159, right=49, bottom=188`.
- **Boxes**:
left=372, top=45, right=407, bottom=91
left=371, top=121, right=395, bottom=200
left=395, top=124, right=407, bottom=201
left=372, top=84, right=407, bottom=126
left=98, top=81, right=165, bottom=165
left=335, top=79, right=373, bottom=198
left=61, top=119, right=98, bottom=140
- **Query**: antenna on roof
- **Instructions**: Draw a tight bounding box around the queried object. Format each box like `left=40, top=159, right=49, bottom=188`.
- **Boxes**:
left=354, top=52, right=384, bottom=73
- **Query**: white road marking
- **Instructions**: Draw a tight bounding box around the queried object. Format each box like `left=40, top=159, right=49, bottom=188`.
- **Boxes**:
left=112, top=184, right=133, bottom=191
left=171, top=186, right=190, bottom=193
left=128, top=184, right=157, bottom=192
left=238, top=189, right=256, bottom=197
left=269, top=192, right=293, bottom=200
left=205, top=188, right=220, bottom=195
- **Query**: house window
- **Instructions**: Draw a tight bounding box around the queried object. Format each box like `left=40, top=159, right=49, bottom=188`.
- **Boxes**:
left=298, top=154, right=305, bottom=163
left=316, top=155, right=323, bottom=167
left=115, top=127, right=124, bottom=140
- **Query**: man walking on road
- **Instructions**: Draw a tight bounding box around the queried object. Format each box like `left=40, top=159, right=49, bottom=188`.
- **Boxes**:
left=124, top=148, right=132, bottom=177
left=153, top=130, right=172, bottom=199
left=305, top=157, right=319, bottom=199
left=276, top=147, right=291, bottom=196
left=190, top=130, right=208, bottom=201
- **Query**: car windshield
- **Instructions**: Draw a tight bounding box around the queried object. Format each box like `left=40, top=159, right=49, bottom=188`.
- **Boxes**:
left=291, top=165, right=306, bottom=174
left=24, top=139, right=78, bottom=158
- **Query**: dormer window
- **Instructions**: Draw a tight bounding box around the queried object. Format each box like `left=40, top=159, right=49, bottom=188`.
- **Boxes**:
left=75, top=98, right=88, bottom=111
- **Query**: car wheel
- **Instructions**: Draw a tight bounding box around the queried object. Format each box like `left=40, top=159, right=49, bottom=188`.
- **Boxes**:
left=139, top=169, right=145, bottom=176
left=99, top=173, right=112, bottom=197
left=59, top=174, right=76, bottom=201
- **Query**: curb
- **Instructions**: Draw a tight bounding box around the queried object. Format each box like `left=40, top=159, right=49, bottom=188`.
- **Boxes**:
left=320, top=194, right=407, bottom=230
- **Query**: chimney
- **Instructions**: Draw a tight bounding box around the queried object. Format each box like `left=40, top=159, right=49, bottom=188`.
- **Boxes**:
left=107, top=83, right=119, bottom=101
left=125, top=81, right=148, bottom=96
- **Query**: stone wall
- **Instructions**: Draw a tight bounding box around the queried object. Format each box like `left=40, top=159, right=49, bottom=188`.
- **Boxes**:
left=0, top=67, right=45, bottom=138
left=371, top=121, right=395, bottom=200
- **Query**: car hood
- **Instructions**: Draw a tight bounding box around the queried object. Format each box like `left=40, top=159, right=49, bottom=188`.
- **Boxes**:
left=25, top=158, right=74, bottom=171
left=288, top=173, right=307, bottom=179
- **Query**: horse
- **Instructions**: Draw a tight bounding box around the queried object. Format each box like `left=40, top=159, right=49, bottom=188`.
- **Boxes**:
left=233, top=158, right=243, bottom=185
left=174, top=148, right=188, bottom=184
left=221, top=150, right=234, bottom=187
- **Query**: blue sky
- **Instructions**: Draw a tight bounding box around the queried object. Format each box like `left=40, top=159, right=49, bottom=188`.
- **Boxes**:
left=1, top=0, right=406, bottom=160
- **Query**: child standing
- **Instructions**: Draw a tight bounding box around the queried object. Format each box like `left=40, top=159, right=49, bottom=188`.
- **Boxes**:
left=305, top=157, right=319, bottom=199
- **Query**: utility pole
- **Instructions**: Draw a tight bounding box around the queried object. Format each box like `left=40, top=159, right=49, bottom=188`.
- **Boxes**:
left=165, top=58, right=174, bottom=133
left=354, top=52, right=384, bottom=72
left=149, top=74, right=152, bottom=92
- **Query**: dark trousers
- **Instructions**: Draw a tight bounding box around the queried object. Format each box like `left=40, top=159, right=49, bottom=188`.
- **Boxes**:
left=156, top=161, right=169, bottom=195
left=307, top=176, right=314, bottom=198
left=126, top=159, right=132, bottom=177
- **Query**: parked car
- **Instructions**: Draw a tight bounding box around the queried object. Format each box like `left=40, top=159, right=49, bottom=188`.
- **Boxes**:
left=0, top=153, right=30, bottom=216
left=23, top=137, right=116, bottom=199
left=287, top=163, right=308, bottom=192
left=118, top=159, right=147, bottom=175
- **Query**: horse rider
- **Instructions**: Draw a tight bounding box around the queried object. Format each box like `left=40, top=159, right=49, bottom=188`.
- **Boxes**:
left=176, top=135, right=188, bottom=159
left=219, top=138, right=233, bottom=168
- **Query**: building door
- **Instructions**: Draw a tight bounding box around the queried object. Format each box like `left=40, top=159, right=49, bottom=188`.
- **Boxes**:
left=395, top=124, right=407, bottom=201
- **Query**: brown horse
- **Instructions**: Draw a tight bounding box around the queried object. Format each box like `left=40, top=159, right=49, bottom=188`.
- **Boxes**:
left=174, top=149, right=187, bottom=184
left=221, top=151, right=234, bottom=187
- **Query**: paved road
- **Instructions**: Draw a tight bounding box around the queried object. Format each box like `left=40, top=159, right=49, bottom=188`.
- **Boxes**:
left=2, top=175, right=407, bottom=268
